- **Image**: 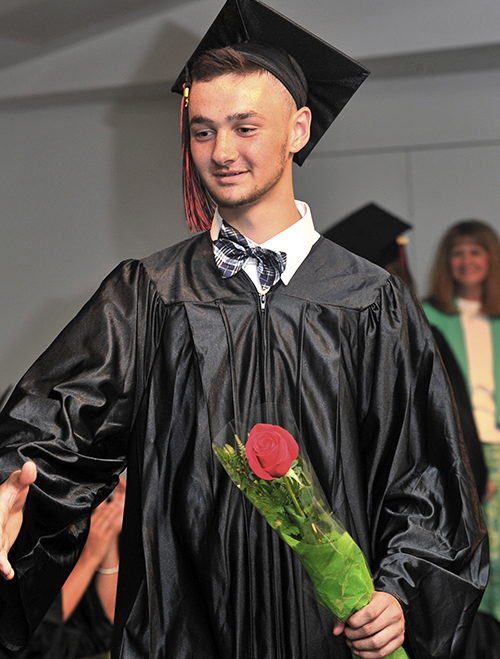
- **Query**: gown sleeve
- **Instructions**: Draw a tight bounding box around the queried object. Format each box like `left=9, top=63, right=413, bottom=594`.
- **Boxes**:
left=356, top=275, right=489, bottom=658
left=0, top=259, right=165, bottom=653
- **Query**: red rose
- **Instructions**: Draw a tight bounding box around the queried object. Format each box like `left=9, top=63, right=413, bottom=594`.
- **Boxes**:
left=245, top=423, right=299, bottom=480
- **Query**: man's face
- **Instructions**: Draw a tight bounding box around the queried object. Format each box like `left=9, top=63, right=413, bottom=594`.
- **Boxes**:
left=188, top=72, right=296, bottom=214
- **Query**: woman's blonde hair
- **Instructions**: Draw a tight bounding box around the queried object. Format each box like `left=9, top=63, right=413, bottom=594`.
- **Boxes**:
left=429, top=219, right=500, bottom=316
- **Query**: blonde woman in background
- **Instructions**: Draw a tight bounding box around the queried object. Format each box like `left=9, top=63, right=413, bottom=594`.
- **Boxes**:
left=423, top=219, right=500, bottom=622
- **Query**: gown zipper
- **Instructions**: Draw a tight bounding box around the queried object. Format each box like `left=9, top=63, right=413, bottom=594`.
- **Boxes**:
left=255, top=287, right=288, bottom=657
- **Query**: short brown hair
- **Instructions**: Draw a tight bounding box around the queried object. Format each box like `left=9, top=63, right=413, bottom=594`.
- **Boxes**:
left=189, top=46, right=297, bottom=118
left=191, top=47, right=267, bottom=83
left=429, top=219, right=500, bottom=316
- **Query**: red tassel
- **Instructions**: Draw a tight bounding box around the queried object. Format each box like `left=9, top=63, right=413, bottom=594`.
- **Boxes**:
left=181, top=85, right=215, bottom=233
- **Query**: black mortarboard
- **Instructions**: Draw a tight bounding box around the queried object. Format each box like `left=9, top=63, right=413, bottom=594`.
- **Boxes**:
left=323, top=202, right=413, bottom=272
left=172, top=0, right=369, bottom=166
left=172, top=0, right=370, bottom=232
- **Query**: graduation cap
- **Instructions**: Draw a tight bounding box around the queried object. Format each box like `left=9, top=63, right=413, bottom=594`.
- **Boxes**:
left=171, top=0, right=370, bottom=232
left=323, top=203, right=413, bottom=285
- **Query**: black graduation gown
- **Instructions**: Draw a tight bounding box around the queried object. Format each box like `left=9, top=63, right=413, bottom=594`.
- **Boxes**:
left=430, top=326, right=488, bottom=499
left=0, top=233, right=488, bottom=659
left=0, top=583, right=113, bottom=659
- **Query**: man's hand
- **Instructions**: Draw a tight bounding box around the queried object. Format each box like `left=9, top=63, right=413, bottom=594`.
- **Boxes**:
left=0, top=461, right=37, bottom=580
left=333, top=591, right=405, bottom=658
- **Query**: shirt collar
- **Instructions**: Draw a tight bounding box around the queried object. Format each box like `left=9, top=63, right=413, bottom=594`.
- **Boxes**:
left=210, top=200, right=319, bottom=286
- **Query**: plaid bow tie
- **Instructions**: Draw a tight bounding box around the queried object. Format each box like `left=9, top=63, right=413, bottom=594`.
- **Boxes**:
left=213, top=220, right=287, bottom=294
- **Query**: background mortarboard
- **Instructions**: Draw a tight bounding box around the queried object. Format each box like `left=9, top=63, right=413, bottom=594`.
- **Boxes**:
left=323, top=202, right=413, bottom=268
left=172, top=0, right=370, bottom=165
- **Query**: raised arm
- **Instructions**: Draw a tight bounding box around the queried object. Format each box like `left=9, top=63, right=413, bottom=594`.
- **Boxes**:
left=0, top=461, right=37, bottom=580
left=62, top=477, right=126, bottom=622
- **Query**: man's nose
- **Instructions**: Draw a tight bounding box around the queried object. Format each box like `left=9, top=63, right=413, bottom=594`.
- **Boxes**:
left=212, top=131, right=237, bottom=165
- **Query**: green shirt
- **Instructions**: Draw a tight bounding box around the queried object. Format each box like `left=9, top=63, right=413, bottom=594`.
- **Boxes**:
left=422, top=301, right=500, bottom=427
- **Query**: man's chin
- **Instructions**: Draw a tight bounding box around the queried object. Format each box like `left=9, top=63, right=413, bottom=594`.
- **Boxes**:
left=211, top=194, right=254, bottom=211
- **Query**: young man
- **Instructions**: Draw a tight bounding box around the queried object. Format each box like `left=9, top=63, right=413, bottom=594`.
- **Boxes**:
left=0, top=1, right=488, bottom=658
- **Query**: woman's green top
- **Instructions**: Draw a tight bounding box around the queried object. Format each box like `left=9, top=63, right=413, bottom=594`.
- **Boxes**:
left=422, top=301, right=500, bottom=427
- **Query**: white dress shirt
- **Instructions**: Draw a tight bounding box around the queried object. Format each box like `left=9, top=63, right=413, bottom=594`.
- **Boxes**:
left=458, top=297, right=500, bottom=442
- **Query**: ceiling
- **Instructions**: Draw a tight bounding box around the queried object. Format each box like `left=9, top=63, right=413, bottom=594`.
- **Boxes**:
left=1, top=0, right=500, bottom=79
left=0, top=0, right=182, bottom=70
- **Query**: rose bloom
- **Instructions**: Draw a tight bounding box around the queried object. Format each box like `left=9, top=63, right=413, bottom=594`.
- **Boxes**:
left=245, top=423, right=299, bottom=480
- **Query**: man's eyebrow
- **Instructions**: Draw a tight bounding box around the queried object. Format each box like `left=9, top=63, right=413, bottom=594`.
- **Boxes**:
left=190, top=111, right=260, bottom=126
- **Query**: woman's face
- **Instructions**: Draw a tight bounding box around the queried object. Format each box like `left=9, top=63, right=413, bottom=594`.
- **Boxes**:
left=449, top=236, right=489, bottom=294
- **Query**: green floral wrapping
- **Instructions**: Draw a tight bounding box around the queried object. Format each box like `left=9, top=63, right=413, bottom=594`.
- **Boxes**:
left=282, top=532, right=408, bottom=659
left=213, top=412, right=409, bottom=659
left=284, top=531, right=373, bottom=621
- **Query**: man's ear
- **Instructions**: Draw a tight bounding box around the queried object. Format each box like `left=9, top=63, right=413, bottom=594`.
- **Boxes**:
left=290, top=106, right=312, bottom=155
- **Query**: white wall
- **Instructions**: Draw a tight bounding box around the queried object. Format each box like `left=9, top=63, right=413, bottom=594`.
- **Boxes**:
left=294, top=68, right=500, bottom=299
left=0, top=96, right=189, bottom=392
left=1, top=0, right=500, bottom=394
